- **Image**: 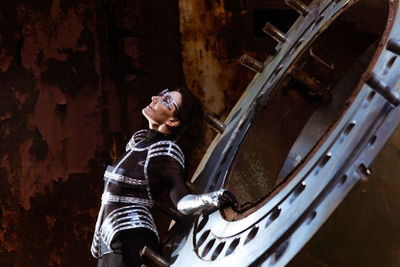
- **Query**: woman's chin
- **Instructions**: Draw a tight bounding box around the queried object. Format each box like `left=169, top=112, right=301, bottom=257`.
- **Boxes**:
left=142, top=107, right=150, bottom=117
left=142, top=108, right=155, bottom=123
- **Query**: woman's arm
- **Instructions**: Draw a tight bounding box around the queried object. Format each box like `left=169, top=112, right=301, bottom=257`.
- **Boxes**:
left=176, top=189, right=237, bottom=215
left=149, top=156, right=237, bottom=215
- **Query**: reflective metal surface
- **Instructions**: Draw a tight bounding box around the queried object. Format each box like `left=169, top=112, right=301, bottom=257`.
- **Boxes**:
left=164, top=0, right=400, bottom=265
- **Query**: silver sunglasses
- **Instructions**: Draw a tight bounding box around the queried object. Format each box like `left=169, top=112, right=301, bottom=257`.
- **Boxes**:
left=157, top=89, right=180, bottom=111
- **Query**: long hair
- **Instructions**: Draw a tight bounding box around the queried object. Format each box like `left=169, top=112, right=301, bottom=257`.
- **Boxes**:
left=169, top=87, right=205, bottom=177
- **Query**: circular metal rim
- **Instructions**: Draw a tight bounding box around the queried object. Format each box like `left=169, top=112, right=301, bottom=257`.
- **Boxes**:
left=169, top=0, right=400, bottom=265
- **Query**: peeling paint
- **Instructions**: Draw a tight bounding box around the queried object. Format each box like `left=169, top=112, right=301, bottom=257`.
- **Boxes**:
left=179, top=0, right=237, bottom=117
left=0, top=0, right=179, bottom=264
left=0, top=0, right=121, bottom=264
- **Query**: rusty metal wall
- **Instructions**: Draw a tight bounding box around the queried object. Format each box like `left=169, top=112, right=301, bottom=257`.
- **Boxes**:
left=0, top=1, right=113, bottom=265
left=178, top=0, right=255, bottom=120
left=0, top=0, right=184, bottom=266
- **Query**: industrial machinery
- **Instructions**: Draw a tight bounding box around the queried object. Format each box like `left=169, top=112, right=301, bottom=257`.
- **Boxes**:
left=145, top=0, right=400, bottom=265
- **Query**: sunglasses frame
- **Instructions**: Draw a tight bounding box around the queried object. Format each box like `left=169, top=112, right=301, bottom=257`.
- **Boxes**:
left=157, top=89, right=180, bottom=111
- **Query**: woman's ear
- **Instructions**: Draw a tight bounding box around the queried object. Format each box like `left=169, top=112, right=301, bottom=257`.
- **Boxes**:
left=166, top=118, right=180, bottom=128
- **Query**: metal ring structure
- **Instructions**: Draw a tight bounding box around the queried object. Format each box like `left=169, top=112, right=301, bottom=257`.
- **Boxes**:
left=165, top=0, right=400, bottom=266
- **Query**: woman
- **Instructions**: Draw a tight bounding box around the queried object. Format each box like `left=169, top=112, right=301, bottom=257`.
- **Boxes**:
left=91, top=88, right=236, bottom=266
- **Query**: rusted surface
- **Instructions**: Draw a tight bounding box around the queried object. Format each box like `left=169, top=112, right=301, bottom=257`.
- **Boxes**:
left=178, top=0, right=253, bottom=119
left=288, top=65, right=331, bottom=100
left=0, top=0, right=184, bottom=265
left=0, top=1, right=120, bottom=265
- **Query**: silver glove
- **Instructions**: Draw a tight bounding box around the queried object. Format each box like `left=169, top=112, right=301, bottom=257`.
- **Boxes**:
left=177, top=189, right=228, bottom=215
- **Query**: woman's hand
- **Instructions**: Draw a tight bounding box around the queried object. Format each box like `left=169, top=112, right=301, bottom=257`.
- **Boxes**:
left=177, top=189, right=238, bottom=215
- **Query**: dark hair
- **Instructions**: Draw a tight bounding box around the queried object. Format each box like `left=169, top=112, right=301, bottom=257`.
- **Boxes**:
left=168, top=87, right=204, bottom=177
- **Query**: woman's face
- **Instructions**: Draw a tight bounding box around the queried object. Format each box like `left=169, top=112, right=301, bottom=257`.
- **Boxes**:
left=142, top=90, right=182, bottom=127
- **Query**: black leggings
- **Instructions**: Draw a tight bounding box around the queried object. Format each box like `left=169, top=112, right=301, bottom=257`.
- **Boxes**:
left=97, top=228, right=159, bottom=267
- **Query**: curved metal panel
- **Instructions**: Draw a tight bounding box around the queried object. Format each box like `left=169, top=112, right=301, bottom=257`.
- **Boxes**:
left=165, top=0, right=400, bottom=265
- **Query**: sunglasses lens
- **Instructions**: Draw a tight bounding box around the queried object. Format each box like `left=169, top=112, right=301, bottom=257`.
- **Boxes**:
left=165, top=96, right=172, bottom=105
left=156, top=89, right=179, bottom=111
left=158, top=89, right=169, bottom=97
